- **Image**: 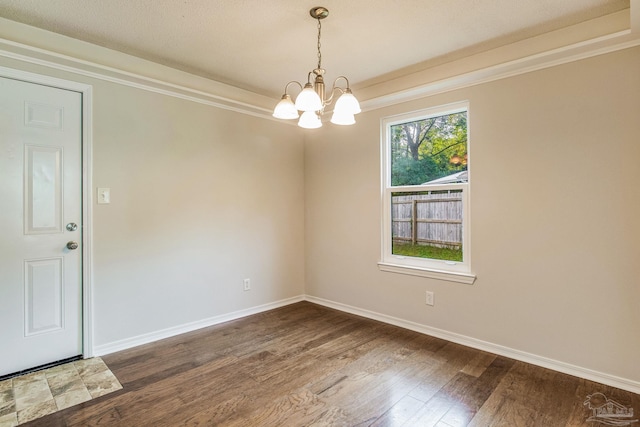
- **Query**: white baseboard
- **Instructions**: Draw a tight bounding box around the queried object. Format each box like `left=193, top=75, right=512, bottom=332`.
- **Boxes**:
left=92, top=293, right=639, bottom=395
left=93, top=295, right=305, bottom=356
left=304, top=295, right=640, bottom=395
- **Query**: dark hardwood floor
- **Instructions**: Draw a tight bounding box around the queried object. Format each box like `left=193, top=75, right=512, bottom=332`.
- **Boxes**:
left=24, top=302, right=639, bottom=426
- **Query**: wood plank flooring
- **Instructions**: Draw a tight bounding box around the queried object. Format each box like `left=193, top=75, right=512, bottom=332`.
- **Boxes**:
left=21, top=302, right=639, bottom=426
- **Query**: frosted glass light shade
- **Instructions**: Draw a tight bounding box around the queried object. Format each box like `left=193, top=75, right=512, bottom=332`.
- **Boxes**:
left=294, top=84, right=323, bottom=112
left=333, top=91, right=361, bottom=115
left=298, top=111, right=322, bottom=129
left=272, top=94, right=299, bottom=119
left=330, top=111, right=355, bottom=125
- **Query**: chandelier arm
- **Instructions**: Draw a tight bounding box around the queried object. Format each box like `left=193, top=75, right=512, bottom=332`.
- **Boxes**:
left=284, top=81, right=304, bottom=95
left=324, top=86, right=344, bottom=106
left=324, top=76, right=352, bottom=106
left=333, top=76, right=351, bottom=89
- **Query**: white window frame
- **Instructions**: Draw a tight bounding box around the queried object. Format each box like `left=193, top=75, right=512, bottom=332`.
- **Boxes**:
left=378, top=101, right=476, bottom=284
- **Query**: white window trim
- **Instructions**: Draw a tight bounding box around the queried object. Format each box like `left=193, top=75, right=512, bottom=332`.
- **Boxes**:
left=379, top=101, right=476, bottom=285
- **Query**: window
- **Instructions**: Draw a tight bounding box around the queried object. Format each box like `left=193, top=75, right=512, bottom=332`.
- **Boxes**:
left=379, top=102, right=475, bottom=284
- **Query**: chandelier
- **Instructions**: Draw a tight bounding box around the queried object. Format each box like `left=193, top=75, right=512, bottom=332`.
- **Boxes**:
left=272, top=6, right=361, bottom=129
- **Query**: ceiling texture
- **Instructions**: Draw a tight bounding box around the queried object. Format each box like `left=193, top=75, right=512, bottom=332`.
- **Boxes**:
left=0, top=0, right=630, bottom=98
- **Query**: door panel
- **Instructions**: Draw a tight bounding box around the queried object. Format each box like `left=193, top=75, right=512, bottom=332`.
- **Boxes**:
left=24, top=145, right=63, bottom=234
left=25, top=258, right=64, bottom=335
left=0, top=76, right=82, bottom=376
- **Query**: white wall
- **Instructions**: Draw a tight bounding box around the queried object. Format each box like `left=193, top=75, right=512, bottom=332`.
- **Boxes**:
left=304, top=46, right=640, bottom=385
left=0, top=56, right=306, bottom=349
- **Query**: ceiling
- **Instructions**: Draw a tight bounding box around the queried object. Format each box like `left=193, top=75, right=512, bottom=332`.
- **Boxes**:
left=0, top=0, right=629, bottom=98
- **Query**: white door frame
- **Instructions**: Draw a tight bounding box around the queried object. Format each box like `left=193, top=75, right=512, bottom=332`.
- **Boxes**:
left=0, top=65, right=94, bottom=359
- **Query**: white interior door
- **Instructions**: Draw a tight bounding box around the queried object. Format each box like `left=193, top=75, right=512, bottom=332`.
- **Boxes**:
left=0, top=76, right=83, bottom=376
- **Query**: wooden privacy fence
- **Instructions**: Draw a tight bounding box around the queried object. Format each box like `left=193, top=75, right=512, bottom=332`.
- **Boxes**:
left=392, top=191, right=462, bottom=249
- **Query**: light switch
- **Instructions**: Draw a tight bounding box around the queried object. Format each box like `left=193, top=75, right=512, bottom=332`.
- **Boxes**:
left=97, top=188, right=110, bottom=204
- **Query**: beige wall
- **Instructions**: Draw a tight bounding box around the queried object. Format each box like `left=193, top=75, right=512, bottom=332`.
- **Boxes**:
left=91, top=83, right=306, bottom=345
left=304, top=46, right=640, bottom=383
left=0, top=56, right=306, bottom=348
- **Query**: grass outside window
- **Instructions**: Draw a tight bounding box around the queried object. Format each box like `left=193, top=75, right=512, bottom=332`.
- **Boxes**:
left=392, top=242, right=462, bottom=262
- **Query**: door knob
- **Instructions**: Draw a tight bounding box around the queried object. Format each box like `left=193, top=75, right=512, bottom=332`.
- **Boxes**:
left=66, top=241, right=79, bottom=250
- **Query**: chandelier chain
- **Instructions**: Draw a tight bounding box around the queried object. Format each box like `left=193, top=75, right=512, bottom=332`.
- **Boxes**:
left=317, top=18, right=322, bottom=69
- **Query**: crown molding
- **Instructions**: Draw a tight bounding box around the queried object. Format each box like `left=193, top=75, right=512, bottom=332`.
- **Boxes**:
left=0, top=8, right=638, bottom=120
left=0, top=16, right=277, bottom=121
left=358, top=9, right=640, bottom=112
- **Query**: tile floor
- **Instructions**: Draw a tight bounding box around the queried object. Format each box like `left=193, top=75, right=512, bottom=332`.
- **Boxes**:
left=0, top=357, right=122, bottom=426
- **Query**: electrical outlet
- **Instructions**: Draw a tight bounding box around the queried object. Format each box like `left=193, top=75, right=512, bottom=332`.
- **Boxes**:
left=426, top=291, right=434, bottom=306
left=243, top=278, right=251, bottom=291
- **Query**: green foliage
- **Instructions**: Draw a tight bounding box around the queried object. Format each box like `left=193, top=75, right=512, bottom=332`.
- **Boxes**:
left=392, top=242, right=462, bottom=262
left=391, top=112, right=467, bottom=186
left=390, top=156, right=438, bottom=186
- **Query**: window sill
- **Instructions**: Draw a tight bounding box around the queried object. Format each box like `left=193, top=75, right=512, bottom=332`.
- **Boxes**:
left=377, top=262, right=476, bottom=284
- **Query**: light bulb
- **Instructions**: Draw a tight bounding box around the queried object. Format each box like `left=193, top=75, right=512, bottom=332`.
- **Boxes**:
left=330, top=111, right=355, bottom=125
left=333, top=90, right=361, bottom=115
left=272, top=94, right=299, bottom=119
left=294, top=83, right=323, bottom=112
left=298, top=111, right=322, bottom=129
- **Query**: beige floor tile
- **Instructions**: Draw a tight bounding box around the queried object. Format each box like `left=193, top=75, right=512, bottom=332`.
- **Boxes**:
left=44, top=363, right=77, bottom=377
left=16, top=399, right=56, bottom=425
left=0, top=400, right=15, bottom=418
left=0, top=412, right=18, bottom=427
left=0, top=385, right=15, bottom=416
left=5, top=357, right=121, bottom=424
left=0, top=378, right=15, bottom=420
left=54, top=387, right=92, bottom=411
left=74, top=358, right=108, bottom=378
left=46, top=367, right=79, bottom=380
left=83, top=370, right=123, bottom=398
left=0, top=386, right=13, bottom=401
left=11, top=372, right=45, bottom=389
left=13, top=382, right=53, bottom=412
left=47, top=373, right=84, bottom=397
left=75, top=357, right=104, bottom=367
